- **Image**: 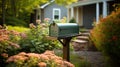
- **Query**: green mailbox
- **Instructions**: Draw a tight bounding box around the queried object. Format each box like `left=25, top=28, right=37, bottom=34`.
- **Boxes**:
left=49, top=23, right=79, bottom=38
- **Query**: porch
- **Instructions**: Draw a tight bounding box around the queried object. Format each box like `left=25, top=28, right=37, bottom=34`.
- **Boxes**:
left=67, top=0, right=114, bottom=29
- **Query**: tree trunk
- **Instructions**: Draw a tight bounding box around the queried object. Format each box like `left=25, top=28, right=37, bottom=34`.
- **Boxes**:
left=30, top=9, right=37, bottom=25
left=11, top=0, right=16, bottom=17
left=1, top=0, right=6, bottom=26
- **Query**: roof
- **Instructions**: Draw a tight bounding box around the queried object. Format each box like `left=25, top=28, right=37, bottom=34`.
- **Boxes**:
left=68, top=0, right=113, bottom=8
left=41, top=0, right=54, bottom=9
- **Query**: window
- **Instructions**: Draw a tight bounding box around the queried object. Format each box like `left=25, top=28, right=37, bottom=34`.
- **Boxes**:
left=53, top=8, right=61, bottom=20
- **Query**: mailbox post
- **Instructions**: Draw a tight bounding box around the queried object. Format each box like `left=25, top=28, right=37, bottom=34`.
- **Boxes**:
left=49, top=23, right=79, bottom=61
left=58, top=37, right=72, bottom=61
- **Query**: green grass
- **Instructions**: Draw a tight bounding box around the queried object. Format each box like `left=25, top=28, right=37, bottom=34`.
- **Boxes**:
left=54, top=50, right=92, bottom=67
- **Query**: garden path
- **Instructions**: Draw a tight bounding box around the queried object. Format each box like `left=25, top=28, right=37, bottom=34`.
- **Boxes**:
left=73, top=51, right=105, bottom=67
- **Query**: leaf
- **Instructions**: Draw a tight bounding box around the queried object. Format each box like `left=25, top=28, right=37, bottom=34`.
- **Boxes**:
left=30, top=48, right=35, bottom=52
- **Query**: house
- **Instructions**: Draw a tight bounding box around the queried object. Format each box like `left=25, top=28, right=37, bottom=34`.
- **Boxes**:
left=67, top=0, right=118, bottom=29
left=36, top=0, right=67, bottom=23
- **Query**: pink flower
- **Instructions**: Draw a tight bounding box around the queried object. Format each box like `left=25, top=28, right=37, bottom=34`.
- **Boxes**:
left=1, top=53, right=8, bottom=58
left=44, top=18, right=50, bottom=23
left=8, top=42, right=20, bottom=48
left=20, top=33, right=27, bottom=38
left=10, top=30, right=20, bottom=35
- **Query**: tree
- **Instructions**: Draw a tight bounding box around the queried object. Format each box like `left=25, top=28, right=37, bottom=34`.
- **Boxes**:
left=55, top=0, right=77, bottom=5
left=0, top=0, right=78, bottom=26
left=1, top=0, right=6, bottom=26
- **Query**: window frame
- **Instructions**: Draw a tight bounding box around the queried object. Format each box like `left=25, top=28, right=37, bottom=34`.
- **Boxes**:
left=53, top=8, right=61, bottom=20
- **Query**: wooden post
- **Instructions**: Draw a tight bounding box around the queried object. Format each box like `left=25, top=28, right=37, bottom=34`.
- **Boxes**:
left=62, top=37, right=72, bottom=61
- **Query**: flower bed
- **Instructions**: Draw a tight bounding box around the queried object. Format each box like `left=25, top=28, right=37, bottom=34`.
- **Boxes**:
left=6, top=50, right=74, bottom=67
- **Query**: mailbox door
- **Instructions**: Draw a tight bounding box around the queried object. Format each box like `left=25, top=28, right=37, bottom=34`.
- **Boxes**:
left=49, top=24, right=59, bottom=37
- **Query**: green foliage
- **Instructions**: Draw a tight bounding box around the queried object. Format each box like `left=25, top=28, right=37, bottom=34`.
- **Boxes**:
left=55, top=0, right=78, bottom=5
left=90, top=7, right=120, bottom=67
left=19, top=23, right=56, bottom=53
left=7, top=25, right=29, bottom=33
left=0, top=0, right=78, bottom=26
left=6, top=16, right=28, bottom=27
left=69, top=18, right=76, bottom=23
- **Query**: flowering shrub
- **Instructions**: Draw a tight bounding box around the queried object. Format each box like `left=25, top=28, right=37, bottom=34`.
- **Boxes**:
left=6, top=50, right=74, bottom=67
left=19, top=23, right=56, bottom=53
left=44, top=18, right=50, bottom=23
left=0, top=26, right=21, bottom=66
left=90, top=7, right=120, bottom=66
left=0, top=26, right=20, bottom=54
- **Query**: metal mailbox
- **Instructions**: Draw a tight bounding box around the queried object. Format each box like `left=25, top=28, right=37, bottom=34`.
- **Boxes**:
left=49, top=23, right=79, bottom=38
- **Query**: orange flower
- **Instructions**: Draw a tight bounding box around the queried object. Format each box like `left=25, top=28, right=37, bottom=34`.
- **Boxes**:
left=54, top=59, right=63, bottom=65
left=27, top=53, right=40, bottom=59
left=0, top=34, right=9, bottom=41
left=6, top=55, right=27, bottom=62
left=39, top=54, right=49, bottom=60
left=43, top=50, right=54, bottom=56
left=38, top=62, right=46, bottom=67
left=6, top=51, right=75, bottom=67
left=18, top=52, right=27, bottom=56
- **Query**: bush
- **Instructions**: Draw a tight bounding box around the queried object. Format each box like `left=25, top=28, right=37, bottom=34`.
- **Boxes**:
left=69, top=18, right=76, bottom=23
left=90, top=7, right=120, bottom=67
left=6, top=50, right=75, bottom=67
left=6, top=16, right=28, bottom=27
left=0, top=28, right=20, bottom=54
left=0, top=26, right=21, bottom=66
left=7, top=25, right=29, bottom=33
left=19, top=23, right=56, bottom=53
